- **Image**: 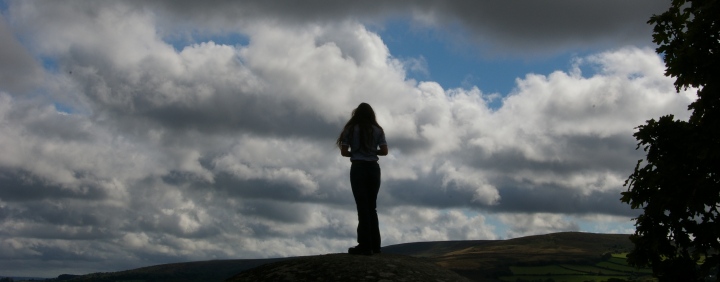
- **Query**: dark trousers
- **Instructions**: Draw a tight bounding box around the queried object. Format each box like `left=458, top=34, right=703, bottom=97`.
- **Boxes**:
left=350, top=161, right=381, bottom=250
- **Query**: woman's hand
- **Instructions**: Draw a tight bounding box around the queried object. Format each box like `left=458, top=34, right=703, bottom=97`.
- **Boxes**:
left=377, top=145, right=388, bottom=156
left=341, top=145, right=351, bottom=157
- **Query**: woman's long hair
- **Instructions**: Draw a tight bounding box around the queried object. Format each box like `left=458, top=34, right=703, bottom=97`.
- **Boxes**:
left=336, top=103, right=384, bottom=152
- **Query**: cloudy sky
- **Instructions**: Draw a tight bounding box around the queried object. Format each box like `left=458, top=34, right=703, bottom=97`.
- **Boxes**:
left=0, top=0, right=698, bottom=277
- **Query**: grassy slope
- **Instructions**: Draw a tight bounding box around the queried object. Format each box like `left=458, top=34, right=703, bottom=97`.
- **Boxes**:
left=499, top=253, right=654, bottom=282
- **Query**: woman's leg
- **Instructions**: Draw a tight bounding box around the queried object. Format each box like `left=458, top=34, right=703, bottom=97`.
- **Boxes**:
left=368, top=164, right=381, bottom=252
left=350, top=162, right=381, bottom=252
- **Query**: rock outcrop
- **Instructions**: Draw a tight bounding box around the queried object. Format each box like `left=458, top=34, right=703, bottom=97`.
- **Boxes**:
left=226, top=253, right=472, bottom=282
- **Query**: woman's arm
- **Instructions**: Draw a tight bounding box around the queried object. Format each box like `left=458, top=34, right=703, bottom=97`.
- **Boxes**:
left=377, top=145, right=388, bottom=156
left=340, top=145, right=351, bottom=157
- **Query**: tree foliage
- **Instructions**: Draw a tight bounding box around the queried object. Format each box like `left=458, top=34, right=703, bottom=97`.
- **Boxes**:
left=621, top=0, right=720, bottom=281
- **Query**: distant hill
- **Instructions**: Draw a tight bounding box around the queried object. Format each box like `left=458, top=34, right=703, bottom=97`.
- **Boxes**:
left=393, top=232, right=636, bottom=281
left=48, top=258, right=294, bottom=282
left=44, top=232, right=636, bottom=282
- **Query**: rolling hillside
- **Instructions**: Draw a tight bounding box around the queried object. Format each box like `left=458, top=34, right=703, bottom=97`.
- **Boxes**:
left=384, top=232, right=637, bottom=281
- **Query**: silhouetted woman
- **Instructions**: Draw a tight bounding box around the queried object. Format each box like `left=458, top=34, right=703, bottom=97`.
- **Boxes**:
left=336, top=103, right=388, bottom=255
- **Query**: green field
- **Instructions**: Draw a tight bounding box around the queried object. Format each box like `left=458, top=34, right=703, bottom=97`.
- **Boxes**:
left=560, top=264, right=628, bottom=275
left=499, top=253, right=655, bottom=282
left=509, top=265, right=586, bottom=275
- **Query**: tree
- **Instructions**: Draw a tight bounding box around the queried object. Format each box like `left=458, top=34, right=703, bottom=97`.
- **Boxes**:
left=620, top=0, right=720, bottom=281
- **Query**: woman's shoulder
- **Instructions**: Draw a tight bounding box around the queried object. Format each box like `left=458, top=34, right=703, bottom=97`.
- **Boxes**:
left=372, top=125, right=386, bottom=139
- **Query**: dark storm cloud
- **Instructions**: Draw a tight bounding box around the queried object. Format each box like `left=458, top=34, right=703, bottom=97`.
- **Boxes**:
left=0, top=13, right=42, bottom=93
left=13, top=201, right=109, bottom=229
left=9, top=222, right=116, bottom=241
left=208, top=173, right=319, bottom=202
left=461, top=133, right=642, bottom=178
left=390, top=136, right=433, bottom=155
left=5, top=99, right=95, bottom=142
left=382, top=159, right=638, bottom=217
left=0, top=169, right=109, bottom=202
left=383, top=177, right=482, bottom=208
left=136, top=93, right=339, bottom=139
left=144, top=0, right=666, bottom=54
left=450, top=134, right=643, bottom=216
left=238, top=200, right=310, bottom=224
left=428, top=0, right=666, bottom=52
left=494, top=184, right=637, bottom=217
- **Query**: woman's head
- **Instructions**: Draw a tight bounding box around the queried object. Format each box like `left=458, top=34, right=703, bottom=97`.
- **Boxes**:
left=336, top=103, right=383, bottom=149
left=350, top=103, right=376, bottom=124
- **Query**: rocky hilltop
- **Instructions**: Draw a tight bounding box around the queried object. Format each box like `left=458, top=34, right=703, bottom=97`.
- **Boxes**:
left=45, top=232, right=635, bottom=282
left=226, top=253, right=472, bottom=282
